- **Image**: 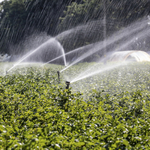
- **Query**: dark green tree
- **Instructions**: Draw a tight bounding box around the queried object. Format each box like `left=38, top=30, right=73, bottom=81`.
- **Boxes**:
left=58, top=0, right=150, bottom=53
left=0, top=0, right=83, bottom=54
left=0, top=0, right=28, bottom=53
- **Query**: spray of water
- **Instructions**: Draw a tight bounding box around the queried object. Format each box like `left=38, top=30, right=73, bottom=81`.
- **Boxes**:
left=60, top=19, right=149, bottom=73
left=41, top=43, right=94, bottom=67
left=56, top=40, right=67, bottom=66
left=7, top=38, right=66, bottom=73
left=70, top=27, right=150, bottom=82
left=71, top=62, right=129, bottom=83
left=5, top=18, right=149, bottom=74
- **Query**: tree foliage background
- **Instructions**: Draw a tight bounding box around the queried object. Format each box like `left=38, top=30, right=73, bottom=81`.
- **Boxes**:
left=0, top=0, right=150, bottom=54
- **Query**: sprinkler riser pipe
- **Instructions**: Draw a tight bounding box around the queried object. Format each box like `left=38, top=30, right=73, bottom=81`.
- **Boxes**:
left=57, top=71, right=60, bottom=83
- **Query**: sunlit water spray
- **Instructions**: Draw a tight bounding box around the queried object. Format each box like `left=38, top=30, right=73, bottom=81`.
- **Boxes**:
left=56, top=40, right=67, bottom=66
left=69, top=27, right=150, bottom=82
left=41, top=43, right=94, bottom=67
left=60, top=20, right=150, bottom=73
left=5, top=18, right=150, bottom=75
left=6, top=38, right=66, bottom=73
left=70, top=62, right=130, bottom=83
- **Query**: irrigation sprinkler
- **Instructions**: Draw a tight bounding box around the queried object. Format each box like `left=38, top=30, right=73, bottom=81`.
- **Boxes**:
left=57, top=71, right=60, bottom=83
left=66, top=81, right=70, bottom=89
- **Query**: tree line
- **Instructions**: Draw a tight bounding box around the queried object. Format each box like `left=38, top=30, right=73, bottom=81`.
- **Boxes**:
left=0, top=0, right=150, bottom=54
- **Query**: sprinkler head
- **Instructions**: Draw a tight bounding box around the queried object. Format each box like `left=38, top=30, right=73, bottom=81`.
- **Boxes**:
left=66, top=81, right=70, bottom=89
left=6, top=70, right=8, bottom=75
left=57, top=71, right=60, bottom=83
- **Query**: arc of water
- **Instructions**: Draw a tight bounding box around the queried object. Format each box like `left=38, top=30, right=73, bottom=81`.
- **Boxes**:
left=56, top=40, right=67, bottom=66
left=71, top=28, right=150, bottom=83
left=71, top=62, right=129, bottom=83
left=60, top=19, right=149, bottom=73
left=55, top=20, right=98, bottom=39
left=7, top=38, right=66, bottom=72
left=41, top=55, right=65, bottom=67
left=41, top=44, right=93, bottom=67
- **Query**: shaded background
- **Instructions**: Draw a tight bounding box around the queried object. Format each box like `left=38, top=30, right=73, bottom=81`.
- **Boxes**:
left=0, top=0, right=150, bottom=59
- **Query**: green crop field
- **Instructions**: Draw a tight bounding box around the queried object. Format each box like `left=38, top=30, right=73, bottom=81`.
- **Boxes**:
left=0, top=62, right=150, bottom=149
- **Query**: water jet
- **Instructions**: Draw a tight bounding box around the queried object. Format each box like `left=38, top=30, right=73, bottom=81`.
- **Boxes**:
left=6, top=38, right=66, bottom=73
left=59, top=18, right=150, bottom=73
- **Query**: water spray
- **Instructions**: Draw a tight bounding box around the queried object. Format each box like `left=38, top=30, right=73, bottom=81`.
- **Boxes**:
left=66, top=81, right=70, bottom=89
left=57, top=71, right=60, bottom=83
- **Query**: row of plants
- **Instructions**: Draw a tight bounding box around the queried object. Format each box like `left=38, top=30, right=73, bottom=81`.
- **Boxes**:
left=0, top=62, right=150, bottom=149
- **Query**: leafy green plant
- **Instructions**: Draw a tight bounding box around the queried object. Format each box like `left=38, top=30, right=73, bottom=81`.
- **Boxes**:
left=0, top=62, right=150, bottom=149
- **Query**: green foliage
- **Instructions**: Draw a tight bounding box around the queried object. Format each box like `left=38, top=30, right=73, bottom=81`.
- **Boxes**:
left=60, top=0, right=150, bottom=30
left=0, top=0, right=80, bottom=54
left=0, top=62, right=150, bottom=149
left=60, top=0, right=104, bottom=29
